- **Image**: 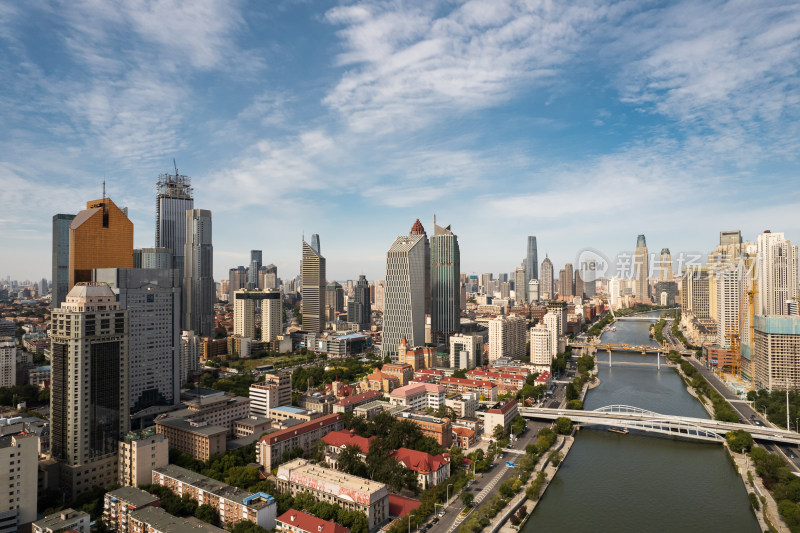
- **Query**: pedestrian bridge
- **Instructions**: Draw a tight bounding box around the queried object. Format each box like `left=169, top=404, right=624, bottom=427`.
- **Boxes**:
left=519, top=405, right=800, bottom=445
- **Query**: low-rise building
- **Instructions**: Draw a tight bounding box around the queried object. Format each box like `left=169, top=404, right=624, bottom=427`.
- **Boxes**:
left=397, top=338, right=436, bottom=370
left=439, top=377, right=498, bottom=401
left=394, top=412, right=452, bottom=448
left=270, top=406, right=321, bottom=424
left=102, top=486, right=159, bottom=532
left=275, top=459, right=389, bottom=532
left=118, top=428, right=169, bottom=487
left=128, top=505, right=227, bottom=533
left=33, top=509, right=90, bottom=533
left=388, top=383, right=445, bottom=411
left=445, top=394, right=477, bottom=419
left=452, top=427, right=477, bottom=449
left=277, top=509, right=350, bottom=533
left=333, top=391, right=384, bottom=414
left=390, top=448, right=450, bottom=490
left=481, top=399, right=518, bottom=438
left=152, top=465, right=277, bottom=530
left=380, top=363, right=414, bottom=386
left=257, top=414, right=344, bottom=471
left=466, top=369, right=526, bottom=391
left=233, top=415, right=271, bottom=438
left=297, top=393, right=337, bottom=415
left=365, top=371, right=400, bottom=393
left=154, top=418, right=227, bottom=461
left=322, top=429, right=376, bottom=469
left=412, top=369, right=444, bottom=383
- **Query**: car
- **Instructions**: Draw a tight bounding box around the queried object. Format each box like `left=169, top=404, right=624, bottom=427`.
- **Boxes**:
left=432, top=518, right=439, bottom=525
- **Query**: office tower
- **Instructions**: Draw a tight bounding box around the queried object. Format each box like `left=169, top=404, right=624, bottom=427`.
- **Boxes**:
left=558, top=269, right=568, bottom=299
left=530, top=324, right=553, bottom=370
left=326, top=281, right=345, bottom=314
left=93, top=268, right=181, bottom=423
left=51, top=283, right=130, bottom=499
left=716, top=261, right=747, bottom=349
left=500, top=282, right=511, bottom=300
left=430, top=221, right=461, bottom=345
left=409, top=219, right=431, bottom=316
left=132, top=248, right=143, bottom=268
left=52, top=214, right=76, bottom=309
left=655, top=281, right=678, bottom=307
left=450, top=333, right=481, bottom=369
left=180, top=330, right=199, bottom=385
left=348, top=275, right=371, bottom=331
left=69, top=197, right=133, bottom=289
left=228, top=266, right=247, bottom=303
left=542, top=313, right=560, bottom=357
left=182, top=210, right=214, bottom=337
left=681, top=266, right=711, bottom=319
left=0, top=337, right=15, bottom=388
left=301, top=237, right=326, bottom=333
left=526, top=236, right=538, bottom=299
left=634, top=234, right=650, bottom=302
left=156, top=169, right=193, bottom=274
left=540, top=255, right=554, bottom=300
left=564, top=263, right=574, bottom=297
left=659, top=248, right=673, bottom=281
left=261, top=289, right=283, bottom=342
left=488, top=315, right=527, bottom=362
left=720, top=230, right=743, bottom=247
left=480, top=273, right=492, bottom=293
left=499, top=273, right=508, bottom=283
left=609, top=277, right=621, bottom=308
left=757, top=231, right=799, bottom=316
left=248, top=250, right=262, bottom=290
left=528, top=279, right=540, bottom=302
left=234, top=289, right=267, bottom=339
left=583, top=260, right=597, bottom=297
left=374, top=281, right=386, bottom=312
left=261, top=264, right=278, bottom=290
left=140, top=247, right=172, bottom=269
left=513, top=267, right=526, bottom=303
left=382, top=221, right=429, bottom=361
left=574, top=269, right=585, bottom=299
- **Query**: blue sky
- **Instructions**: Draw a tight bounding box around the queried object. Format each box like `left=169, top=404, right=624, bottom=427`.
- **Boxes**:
left=1, top=0, right=799, bottom=283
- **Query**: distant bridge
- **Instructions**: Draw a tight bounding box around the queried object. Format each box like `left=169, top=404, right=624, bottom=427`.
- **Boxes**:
left=520, top=405, right=800, bottom=445
left=570, top=342, right=695, bottom=356
left=616, top=316, right=661, bottom=322
left=595, top=360, right=669, bottom=368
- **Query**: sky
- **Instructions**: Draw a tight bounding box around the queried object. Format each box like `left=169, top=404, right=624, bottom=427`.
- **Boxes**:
left=1, top=0, right=799, bottom=284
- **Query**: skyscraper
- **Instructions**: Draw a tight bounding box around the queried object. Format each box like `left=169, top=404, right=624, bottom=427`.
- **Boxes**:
left=69, top=197, right=133, bottom=288
left=540, top=255, right=554, bottom=300
left=382, top=221, right=429, bottom=361
left=564, top=263, right=574, bottom=297
left=488, top=315, right=527, bottom=362
left=180, top=330, right=199, bottom=385
left=513, top=267, right=526, bottom=304
left=526, top=236, right=538, bottom=300
left=51, top=283, right=130, bottom=499
left=261, top=264, right=278, bottom=290
left=757, top=231, right=799, bottom=316
left=634, top=234, right=650, bottom=303
left=310, top=234, right=321, bottom=255
left=228, top=266, right=247, bottom=303
left=182, top=209, right=214, bottom=337
left=301, top=237, right=326, bottom=333
left=52, top=213, right=76, bottom=309
left=574, top=269, right=585, bottom=300
left=248, top=250, right=262, bottom=290
left=326, top=281, right=345, bottom=314
left=156, top=169, right=193, bottom=274
left=558, top=269, right=568, bottom=300
left=93, top=268, right=181, bottom=425
left=716, top=261, right=747, bottom=349
left=430, top=221, right=460, bottom=345
left=261, top=289, right=283, bottom=342
left=348, top=275, right=371, bottom=331
left=409, top=220, right=431, bottom=316
left=234, top=289, right=264, bottom=339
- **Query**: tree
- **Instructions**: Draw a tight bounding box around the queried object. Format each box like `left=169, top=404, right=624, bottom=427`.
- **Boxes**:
left=555, top=417, right=573, bottom=435
left=230, top=521, right=270, bottom=533
left=725, top=430, right=754, bottom=453
left=493, top=424, right=506, bottom=441
left=565, top=382, right=578, bottom=401
left=453, top=368, right=467, bottom=379
left=338, top=445, right=369, bottom=478
left=461, top=492, right=474, bottom=507
left=548, top=450, right=563, bottom=466
left=195, top=504, right=218, bottom=525
left=566, top=400, right=583, bottom=410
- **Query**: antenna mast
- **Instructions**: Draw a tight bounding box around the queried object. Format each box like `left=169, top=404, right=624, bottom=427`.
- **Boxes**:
left=173, top=158, right=179, bottom=176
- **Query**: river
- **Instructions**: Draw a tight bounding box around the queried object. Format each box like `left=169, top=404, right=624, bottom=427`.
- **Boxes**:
left=523, top=312, right=759, bottom=532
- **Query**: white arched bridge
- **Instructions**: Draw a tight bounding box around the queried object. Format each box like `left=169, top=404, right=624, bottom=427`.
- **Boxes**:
left=520, top=405, right=800, bottom=445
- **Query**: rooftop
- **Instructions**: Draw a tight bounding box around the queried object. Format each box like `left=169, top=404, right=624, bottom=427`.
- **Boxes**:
left=388, top=494, right=422, bottom=518
left=32, top=509, right=89, bottom=530
left=277, top=509, right=350, bottom=533
left=155, top=416, right=228, bottom=437
left=321, top=429, right=375, bottom=453
left=390, top=448, right=448, bottom=474
left=259, top=414, right=342, bottom=445
left=271, top=405, right=310, bottom=415
left=334, top=390, right=383, bottom=407
left=390, top=383, right=445, bottom=398
left=154, top=465, right=275, bottom=509
left=130, top=506, right=226, bottom=533
left=440, top=377, right=496, bottom=388
left=105, top=486, right=159, bottom=508
left=276, top=459, right=388, bottom=505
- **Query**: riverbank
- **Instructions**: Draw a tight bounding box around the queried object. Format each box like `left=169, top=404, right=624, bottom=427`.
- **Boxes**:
left=729, top=446, right=787, bottom=532
left=674, top=363, right=715, bottom=418
left=492, top=435, right=575, bottom=533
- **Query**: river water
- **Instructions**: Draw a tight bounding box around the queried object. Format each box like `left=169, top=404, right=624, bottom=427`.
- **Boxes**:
left=523, top=312, right=759, bottom=532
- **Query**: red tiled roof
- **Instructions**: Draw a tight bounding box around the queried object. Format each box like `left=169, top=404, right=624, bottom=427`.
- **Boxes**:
left=258, top=414, right=342, bottom=445
left=390, top=447, right=449, bottom=474
left=321, top=429, right=375, bottom=453
left=277, top=509, right=350, bottom=533
left=467, top=370, right=526, bottom=381
left=535, top=371, right=552, bottom=382
left=488, top=399, right=517, bottom=414
left=452, top=427, right=475, bottom=437
left=440, top=377, right=496, bottom=388
left=410, top=219, right=425, bottom=235
left=388, top=494, right=422, bottom=518
left=334, top=390, right=383, bottom=407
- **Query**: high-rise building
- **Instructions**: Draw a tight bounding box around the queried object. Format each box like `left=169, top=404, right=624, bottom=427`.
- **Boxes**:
left=634, top=234, right=650, bottom=303
left=658, top=248, right=673, bottom=281
left=526, top=236, right=538, bottom=300
left=430, top=221, right=460, bottom=346
left=527, top=279, right=539, bottom=302
left=716, top=261, right=748, bottom=349
left=488, top=315, right=527, bottom=362
left=753, top=315, right=800, bottom=390
left=558, top=269, right=568, bottom=300
left=261, top=264, right=278, bottom=290
left=0, top=337, right=15, bottom=388
left=410, top=220, right=431, bottom=316
left=51, top=283, right=130, bottom=499
left=513, top=267, right=526, bottom=304
left=180, top=330, right=200, bottom=385
left=540, top=255, right=554, bottom=300
left=229, top=266, right=247, bottom=303
left=248, top=250, right=262, bottom=290
left=69, top=197, right=133, bottom=289
left=156, top=169, right=193, bottom=275
left=261, top=289, right=283, bottom=342
left=52, top=213, right=76, bottom=309
left=500, top=282, right=511, bottom=300
left=93, top=268, right=181, bottom=423
left=449, top=334, right=481, bottom=369
left=757, top=231, right=799, bottom=317
left=720, top=230, right=743, bottom=247
left=0, top=433, right=38, bottom=529
left=382, top=221, right=429, bottom=361
left=301, top=237, right=326, bottom=334
left=542, top=313, right=560, bottom=357
left=183, top=210, right=214, bottom=337
left=530, top=324, right=553, bottom=371
left=546, top=301, right=567, bottom=335
left=326, top=281, right=345, bottom=314
left=139, top=247, right=172, bottom=269
left=574, top=269, right=585, bottom=300
left=681, top=266, right=711, bottom=319
left=234, top=289, right=268, bottom=339
left=583, top=260, right=597, bottom=297
left=564, top=263, right=574, bottom=297
left=348, top=275, right=371, bottom=331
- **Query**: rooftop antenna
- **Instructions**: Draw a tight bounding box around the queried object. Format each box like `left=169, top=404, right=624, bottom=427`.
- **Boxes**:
left=173, top=158, right=179, bottom=176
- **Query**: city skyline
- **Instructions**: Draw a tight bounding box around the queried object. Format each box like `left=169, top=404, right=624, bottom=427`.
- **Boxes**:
left=2, top=1, right=800, bottom=282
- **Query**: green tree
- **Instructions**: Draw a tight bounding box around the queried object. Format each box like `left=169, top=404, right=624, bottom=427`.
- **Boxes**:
left=725, top=430, right=754, bottom=453
left=548, top=450, right=563, bottom=466
left=566, top=400, right=583, bottom=410
left=194, top=504, right=218, bottom=525
left=492, top=424, right=506, bottom=441
left=565, top=382, right=578, bottom=401
left=511, top=415, right=526, bottom=436
left=461, top=491, right=474, bottom=507
left=554, top=417, right=573, bottom=435
left=338, top=445, right=369, bottom=478
left=230, top=521, right=270, bottom=533
left=453, top=368, right=467, bottom=379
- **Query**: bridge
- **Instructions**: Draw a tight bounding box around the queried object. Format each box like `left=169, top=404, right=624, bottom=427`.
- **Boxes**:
left=595, top=360, right=668, bottom=368
left=520, top=405, right=800, bottom=445
left=616, top=316, right=661, bottom=322
left=570, top=342, right=695, bottom=356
